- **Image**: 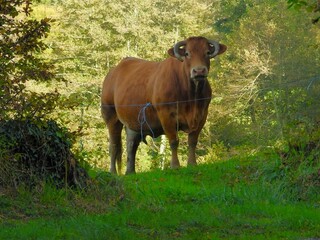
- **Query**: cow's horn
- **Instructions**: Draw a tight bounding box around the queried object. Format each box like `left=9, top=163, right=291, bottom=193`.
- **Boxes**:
left=173, top=40, right=187, bottom=61
left=207, top=40, right=220, bottom=58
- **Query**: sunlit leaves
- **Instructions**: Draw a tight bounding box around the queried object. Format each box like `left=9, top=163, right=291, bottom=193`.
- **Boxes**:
left=0, top=0, right=59, bottom=120
left=212, top=1, right=320, bottom=146
left=287, top=0, right=320, bottom=23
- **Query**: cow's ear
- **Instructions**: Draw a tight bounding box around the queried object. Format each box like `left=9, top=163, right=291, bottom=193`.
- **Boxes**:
left=168, top=47, right=185, bottom=61
left=168, top=48, right=175, bottom=57
left=217, top=44, right=227, bottom=55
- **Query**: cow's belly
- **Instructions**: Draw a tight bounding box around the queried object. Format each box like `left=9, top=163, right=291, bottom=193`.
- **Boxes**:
left=116, top=105, right=163, bottom=137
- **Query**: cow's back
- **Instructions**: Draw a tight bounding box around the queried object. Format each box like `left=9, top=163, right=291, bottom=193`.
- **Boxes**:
left=101, top=57, right=157, bottom=105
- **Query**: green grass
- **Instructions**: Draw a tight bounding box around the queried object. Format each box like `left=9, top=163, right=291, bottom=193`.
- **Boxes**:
left=1, top=158, right=320, bottom=239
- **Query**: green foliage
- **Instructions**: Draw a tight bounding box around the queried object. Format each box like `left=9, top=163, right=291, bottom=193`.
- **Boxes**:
left=213, top=1, right=320, bottom=147
left=51, top=0, right=215, bottom=77
left=0, top=1, right=88, bottom=189
left=0, top=0, right=60, bottom=120
left=214, top=0, right=252, bottom=34
left=232, top=143, right=320, bottom=202
left=0, top=119, right=87, bottom=188
left=287, top=0, right=320, bottom=24
left=287, top=0, right=318, bottom=11
left=203, top=141, right=229, bottom=163
left=273, top=123, right=320, bottom=200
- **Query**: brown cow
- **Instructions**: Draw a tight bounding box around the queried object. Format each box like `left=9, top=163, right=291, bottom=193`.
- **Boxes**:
left=101, top=36, right=227, bottom=174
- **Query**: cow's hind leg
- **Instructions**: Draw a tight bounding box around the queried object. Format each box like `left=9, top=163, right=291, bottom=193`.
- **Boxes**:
left=102, top=106, right=123, bottom=174
left=125, top=127, right=141, bottom=174
left=108, top=121, right=123, bottom=174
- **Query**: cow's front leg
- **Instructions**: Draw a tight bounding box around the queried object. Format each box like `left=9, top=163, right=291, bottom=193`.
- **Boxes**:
left=126, top=127, right=141, bottom=174
left=162, top=129, right=179, bottom=169
left=187, top=130, right=200, bottom=166
left=169, top=135, right=180, bottom=169
left=158, top=110, right=180, bottom=169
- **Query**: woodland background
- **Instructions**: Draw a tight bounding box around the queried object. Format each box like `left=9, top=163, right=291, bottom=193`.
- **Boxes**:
left=1, top=0, right=319, bottom=175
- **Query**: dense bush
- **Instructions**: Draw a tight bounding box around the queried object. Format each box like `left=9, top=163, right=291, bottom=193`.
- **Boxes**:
left=0, top=119, right=87, bottom=188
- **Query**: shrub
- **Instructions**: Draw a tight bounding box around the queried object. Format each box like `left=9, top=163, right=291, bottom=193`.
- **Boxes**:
left=0, top=119, right=87, bottom=189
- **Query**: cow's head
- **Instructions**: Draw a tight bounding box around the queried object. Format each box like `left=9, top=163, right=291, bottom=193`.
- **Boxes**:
left=168, top=37, right=227, bottom=84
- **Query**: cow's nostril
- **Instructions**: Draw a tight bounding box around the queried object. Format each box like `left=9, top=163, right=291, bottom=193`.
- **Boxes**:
left=192, top=67, right=208, bottom=77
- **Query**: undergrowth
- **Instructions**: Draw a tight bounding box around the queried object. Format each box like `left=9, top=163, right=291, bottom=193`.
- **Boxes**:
left=0, top=119, right=87, bottom=189
left=1, top=153, right=320, bottom=239
left=232, top=145, right=320, bottom=202
left=0, top=171, right=124, bottom=223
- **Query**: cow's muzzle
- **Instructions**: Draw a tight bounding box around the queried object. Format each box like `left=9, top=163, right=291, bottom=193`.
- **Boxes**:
left=191, top=66, right=208, bottom=80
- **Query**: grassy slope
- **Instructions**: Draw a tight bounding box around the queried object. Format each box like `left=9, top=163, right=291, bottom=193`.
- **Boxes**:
left=1, top=159, right=319, bottom=239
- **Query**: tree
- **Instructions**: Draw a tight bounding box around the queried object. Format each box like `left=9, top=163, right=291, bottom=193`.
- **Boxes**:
left=0, top=1, right=87, bottom=188
left=0, top=0, right=60, bottom=120
left=211, top=1, right=320, bottom=146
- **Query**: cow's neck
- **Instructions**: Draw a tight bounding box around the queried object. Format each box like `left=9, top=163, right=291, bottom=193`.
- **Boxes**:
left=184, top=80, right=208, bottom=133
left=177, top=64, right=207, bottom=100
left=185, top=73, right=207, bottom=132
left=191, top=78, right=206, bottom=99
left=175, top=63, right=208, bottom=132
